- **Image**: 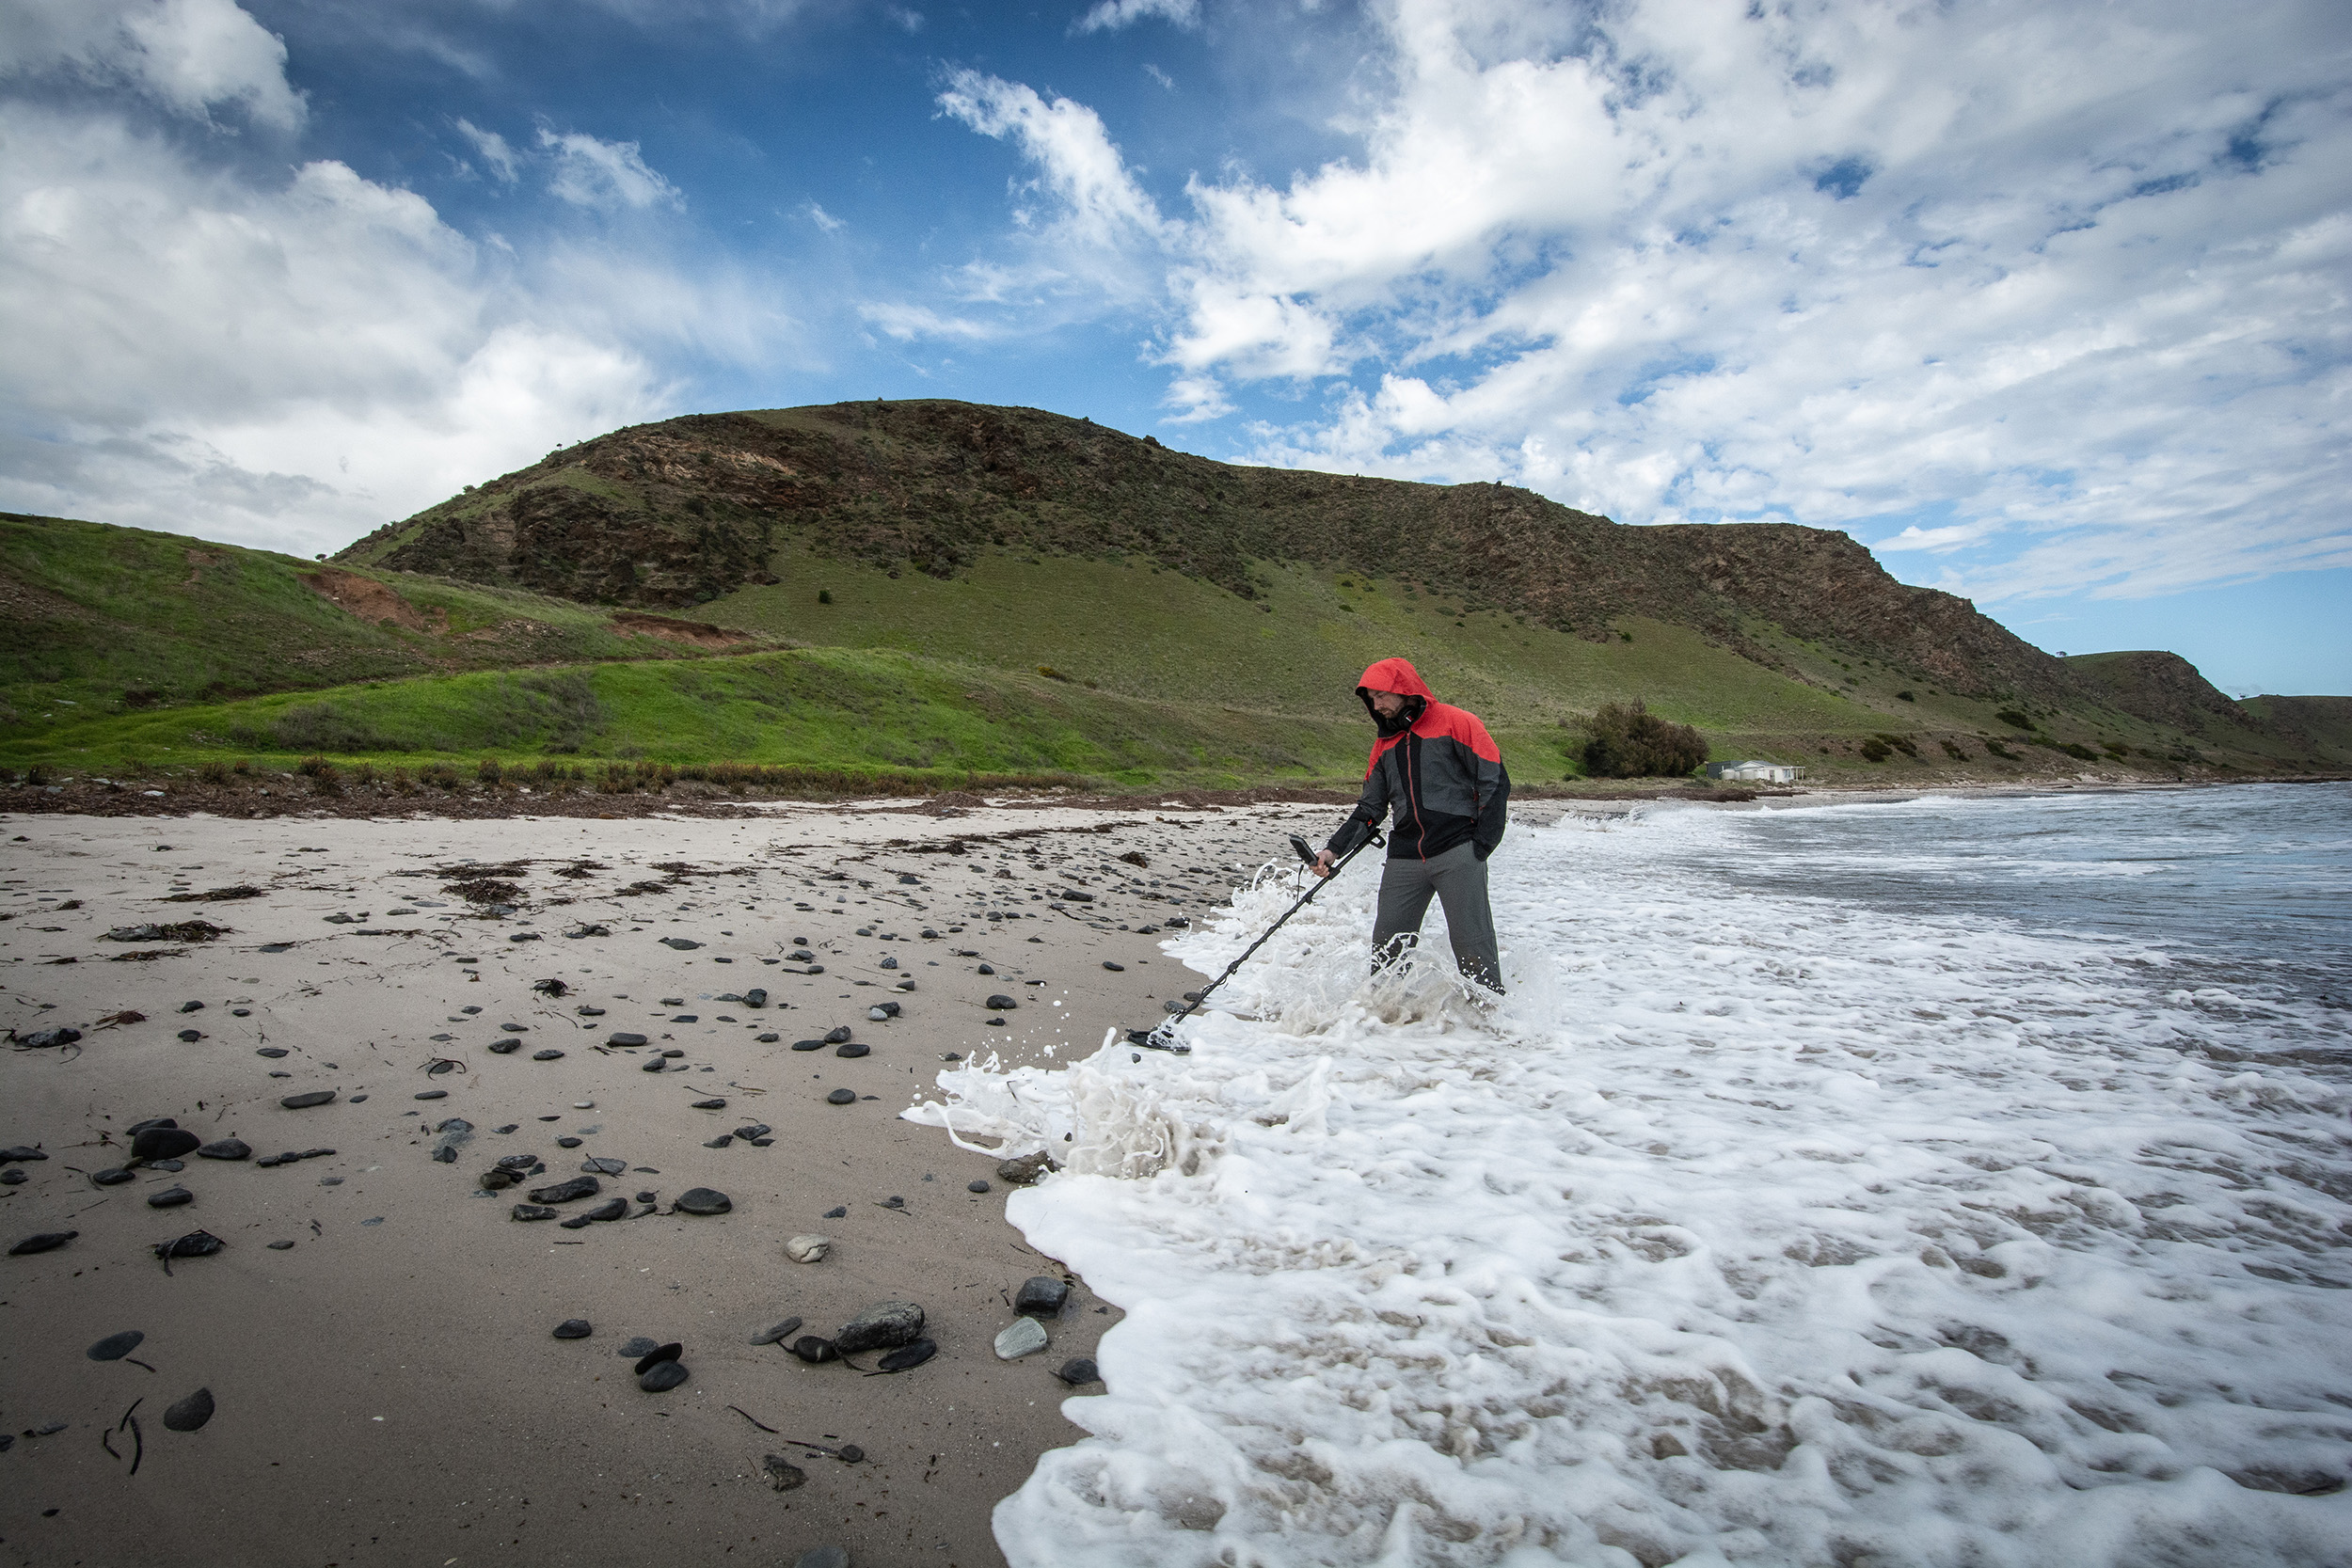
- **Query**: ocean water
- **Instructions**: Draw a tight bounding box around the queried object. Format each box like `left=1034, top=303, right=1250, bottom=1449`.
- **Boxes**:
left=910, top=784, right=2352, bottom=1567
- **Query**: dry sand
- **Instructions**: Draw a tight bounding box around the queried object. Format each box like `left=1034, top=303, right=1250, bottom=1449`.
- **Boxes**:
left=0, top=796, right=1338, bottom=1568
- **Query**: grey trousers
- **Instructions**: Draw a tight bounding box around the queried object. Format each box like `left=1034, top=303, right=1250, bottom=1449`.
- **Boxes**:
left=1372, top=844, right=1503, bottom=993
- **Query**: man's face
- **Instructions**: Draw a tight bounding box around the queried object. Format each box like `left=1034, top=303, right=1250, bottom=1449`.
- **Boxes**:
left=1369, top=689, right=1408, bottom=719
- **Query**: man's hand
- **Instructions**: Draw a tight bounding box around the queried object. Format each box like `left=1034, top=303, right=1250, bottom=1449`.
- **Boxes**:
left=1311, top=848, right=1337, bottom=879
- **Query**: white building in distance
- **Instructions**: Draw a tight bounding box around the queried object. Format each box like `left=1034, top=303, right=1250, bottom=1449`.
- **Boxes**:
left=1705, top=760, right=1806, bottom=784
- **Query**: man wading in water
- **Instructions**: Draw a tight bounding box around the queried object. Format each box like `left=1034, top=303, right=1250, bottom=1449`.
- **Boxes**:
left=1313, top=657, right=1510, bottom=994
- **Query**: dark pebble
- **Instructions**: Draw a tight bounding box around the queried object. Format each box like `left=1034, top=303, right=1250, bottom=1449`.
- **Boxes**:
left=1103, top=961, right=1125, bottom=972
left=789, top=1336, right=838, bottom=1364
left=824, top=1026, right=852, bottom=1044
left=744, top=989, right=768, bottom=1007
left=1054, top=1356, right=1101, bottom=1385
left=437, top=1118, right=473, bottom=1134
left=756, top=1032, right=780, bottom=1042
left=639, top=1359, right=690, bottom=1392
left=826, top=1088, right=856, bottom=1105
left=834, top=1042, right=870, bottom=1058
left=8, top=1229, right=74, bottom=1256
left=0, top=1147, right=46, bottom=1164
left=197, top=1139, right=250, bottom=1161
left=733, top=1124, right=771, bottom=1140
left=146, top=1185, right=194, bottom=1209
left=279, top=1090, right=336, bottom=1109
left=495, top=1124, right=518, bottom=1134
left=162, top=1387, right=215, bottom=1432
left=634, top=1341, right=684, bottom=1375
left=763, top=1453, right=807, bottom=1491
left=415, top=1089, right=448, bottom=1101
left=977, top=963, right=995, bottom=975
left=488, top=1039, right=520, bottom=1054
left=834, top=1300, right=925, bottom=1354
left=704, top=1134, right=733, bottom=1148
left=348, top=1093, right=368, bottom=1102
left=583, top=1156, right=626, bottom=1175
left=985, top=1018, right=1006, bottom=1027
left=1016, top=1275, right=1071, bottom=1316
left=501, top=1022, right=529, bottom=1033
left=177, top=1029, right=203, bottom=1042
left=94, top=1167, right=136, bottom=1185
left=750, top=1317, right=803, bottom=1346
left=559, top=1212, right=596, bottom=1229
left=151, top=1159, right=185, bottom=1173
left=874, top=1338, right=937, bottom=1372
left=608, top=1032, right=648, bottom=1047
left=256, top=1047, right=289, bottom=1058
left=481, top=1170, right=516, bottom=1190
left=661, top=1048, right=685, bottom=1058
left=997, top=1151, right=1057, bottom=1185
left=986, top=994, right=1017, bottom=1010
left=87, top=1330, right=145, bottom=1361
left=133, top=1127, right=202, bottom=1162
left=179, top=1001, right=205, bottom=1013
left=266, top=1239, right=295, bottom=1250
left=660, top=938, right=702, bottom=950
left=531, top=1049, right=564, bottom=1062
left=432, top=1146, right=456, bottom=1164
left=691, top=1098, right=727, bottom=1110
left=19, top=1026, right=82, bottom=1049
left=530, top=1176, right=600, bottom=1204
left=556, top=1136, right=583, bottom=1148
left=552, top=1320, right=593, bottom=1338
left=968, top=1180, right=992, bottom=1194
left=791, top=1038, right=827, bottom=1052
left=674, top=1187, right=732, bottom=1215
left=823, top=1205, right=847, bottom=1218
left=583, top=1198, right=628, bottom=1222
left=618, top=1336, right=660, bottom=1357
left=510, top=1204, right=559, bottom=1222
left=641, top=1058, right=666, bottom=1072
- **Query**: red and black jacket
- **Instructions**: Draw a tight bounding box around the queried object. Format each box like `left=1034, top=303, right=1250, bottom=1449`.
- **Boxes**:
left=1327, top=657, right=1510, bottom=863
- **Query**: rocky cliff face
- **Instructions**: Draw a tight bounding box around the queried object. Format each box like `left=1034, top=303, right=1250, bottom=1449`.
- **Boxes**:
left=343, top=399, right=2085, bottom=707
left=2064, top=651, right=2253, bottom=735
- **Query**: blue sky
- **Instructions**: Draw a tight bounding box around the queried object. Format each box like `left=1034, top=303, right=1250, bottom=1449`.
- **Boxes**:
left=4, top=0, right=2347, bottom=695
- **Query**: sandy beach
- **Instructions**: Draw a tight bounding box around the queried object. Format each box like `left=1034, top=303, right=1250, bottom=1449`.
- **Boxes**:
left=0, top=794, right=1342, bottom=1568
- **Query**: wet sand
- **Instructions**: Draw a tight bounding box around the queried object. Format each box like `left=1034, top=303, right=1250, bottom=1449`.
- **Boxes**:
left=0, top=798, right=1327, bottom=1568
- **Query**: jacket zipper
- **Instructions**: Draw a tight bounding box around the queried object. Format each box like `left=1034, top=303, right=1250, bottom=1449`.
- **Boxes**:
left=1403, top=731, right=1427, bottom=861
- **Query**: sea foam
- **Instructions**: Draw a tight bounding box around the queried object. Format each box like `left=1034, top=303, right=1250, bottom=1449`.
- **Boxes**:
left=909, top=801, right=2352, bottom=1566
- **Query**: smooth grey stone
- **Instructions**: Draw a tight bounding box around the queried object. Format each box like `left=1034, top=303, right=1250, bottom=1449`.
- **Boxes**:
left=1054, top=1356, right=1101, bottom=1385
left=528, top=1176, right=599, bottom=1204
left=150, top=1159, right=184, bottom=1172
left=691, top=1098, right=727, bottom=1110
left=823, top=1205, right=848, bottom=1218
left=671, top=1015, right=698, bottom=1023
left=0, top=1168, right=21, bottom=1185
left=414, top=1089, right=448, bottom=1101
left=660, top=938, right=703, bottom=950
left=834, top=1300, right=924, bottom=1354
left=994, top=1318, right=1049, bottom=1360
left=266, top=1239, right=295, bottom=1250
left=279, top=1090, right=336, bottom=1109
left=510, top=1203, right=559, bottom=1221
left=583, top=1156, right=627, bottom=1175
left=559, top=1212, right=595, bottom=1229
left=531, top=1049, right=564, bottom=1061
left=501, top=1022, right=528, bottom=1033
left=0, top=1146, right=46, bottom=1164
left=639, top=1359, right=689, bottom=1391
left=756, top=1032, right=780, bottom=1042
left=10, top=1230, right=76, bottom=1254
left=674, top=1187, right=731, bottom=1215
left=732, top=1124, right=770, bottom=1140
left=583, top=1198, right=628, bottom=1222
left=162, top=1387, right=215, bottom=1432
left=177, top=1029, right=203, bottom=1042
left=577, top=1006, right=606, bottom=1017
left=437, top=1118, right=473, bottom=1134
left=147, top=1185, right=194, bottom=1208
left=634, top=1341, right=683, bottom=1374
left=968, top=1180, right=992, bottom=1194
left=481, top=1170, right=516, bottom=1190
left=179, top=1001, right=205, bottom=1013
left=825, top=1088, right=856, bottom=1105
left=1016, top=1275, right=1071, bottom=1316
left=556, top=1136, right=583, bottom=1148
left=834, top=1042, right=869, bottom=1058
left=87, top=1330, right=145, bottom=1361
left=431, top=1147, right=456, bottom=1164
left=704, top=1135, right=733, bottom=1148
left=256, top=1046, right=290, bottom=1058
left=660, top=1048, right=685, bottom=1058
left=552, top=1319, right=593, bottom=1339
left=750, top=1317, right=803, bottom=1346
left=608, top=1032, right=648, bottom=1047
left=986, top=994, right=1017, bottom=1010
left=977, top=964, right=994, bottom=974
left=789, top=1336, right=837, bottom=1364
left=641, top=1058, right=667, bottom=1072
left=791, top=1038, right=827, bottom=1052
left=133, top=1127, right=201, bottom=1162
left=743, top=989, right=767, bottom=1007
left=488, top=1039, right=520, bottom=1054
left=618, top=1336, right=660, bottom=1357
left=495, top=1153, right=539, bottom=1171
left=823, top=1026, right=851, bottom=1044
left=198, top=1139, right=250, bottom=1161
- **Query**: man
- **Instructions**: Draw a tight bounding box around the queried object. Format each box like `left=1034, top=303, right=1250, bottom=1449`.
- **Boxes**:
left=1313, top=657, right=1509, bottom=994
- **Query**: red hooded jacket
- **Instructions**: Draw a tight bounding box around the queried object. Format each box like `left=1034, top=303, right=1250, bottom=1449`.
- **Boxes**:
left=1328, top=657, right=1510, bottom=862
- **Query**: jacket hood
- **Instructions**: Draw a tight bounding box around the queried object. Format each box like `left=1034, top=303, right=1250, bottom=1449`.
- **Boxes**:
left=1357, top=657, right=1434, bottom=736
left=1356, top=657, right=1435, bottom=702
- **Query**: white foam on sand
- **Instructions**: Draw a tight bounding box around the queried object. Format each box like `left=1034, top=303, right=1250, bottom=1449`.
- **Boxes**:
left=907, top=805, right=2352, bottom=1566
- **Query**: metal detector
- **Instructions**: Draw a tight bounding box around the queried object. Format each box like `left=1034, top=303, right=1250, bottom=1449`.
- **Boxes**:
left=1125, top=827, right=1383, bottom=1053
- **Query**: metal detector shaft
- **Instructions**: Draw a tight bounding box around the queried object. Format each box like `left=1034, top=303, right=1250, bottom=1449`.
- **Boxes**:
left=1132, top=830, right=1383, bottom=1047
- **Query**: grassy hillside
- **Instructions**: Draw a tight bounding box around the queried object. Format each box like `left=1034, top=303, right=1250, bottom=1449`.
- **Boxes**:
left=0, top=513, right=763, bottom=727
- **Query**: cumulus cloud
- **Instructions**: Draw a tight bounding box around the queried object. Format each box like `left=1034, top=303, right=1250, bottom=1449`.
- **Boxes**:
left=538, top=126, right=685, bottom=212
left=1073, top=0, right=1200, bottom=35
left=0, top=0, right=307, bottom=129
left=943, top=0, right=2352, bottom=607
left=0, top=16, right=682, bottom=556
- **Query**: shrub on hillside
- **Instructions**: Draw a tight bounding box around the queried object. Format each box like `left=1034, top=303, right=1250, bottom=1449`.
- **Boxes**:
left=1581, top=702, right=1707, bottom=778
left=1994, top=707, right=2034, bottom=731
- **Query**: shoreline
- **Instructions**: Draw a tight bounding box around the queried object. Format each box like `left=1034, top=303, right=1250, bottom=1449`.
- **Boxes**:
left=0, top=800, right=1337, bottom=1567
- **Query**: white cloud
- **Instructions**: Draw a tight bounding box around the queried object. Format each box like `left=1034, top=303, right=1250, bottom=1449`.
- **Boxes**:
left=1073, top=0, right=1200, bottom=35
left=453, top=117, right=518, bottom=183
left=1144, top=63, right=1175, bottom=91
left=942, top=0, right=2352, bottom=607
left=537, top=126, right=685, bottom=212
left=859, top=302, right=997, bottom=341
left=1, top=0, right=306, bottom=129
left=803, top=198, right=843, bottom=232
left=0, top=88, right=676, bottom=555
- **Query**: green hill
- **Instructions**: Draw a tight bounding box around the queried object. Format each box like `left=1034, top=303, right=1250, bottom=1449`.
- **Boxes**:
left=2, top=400, right=2341, bottom=792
